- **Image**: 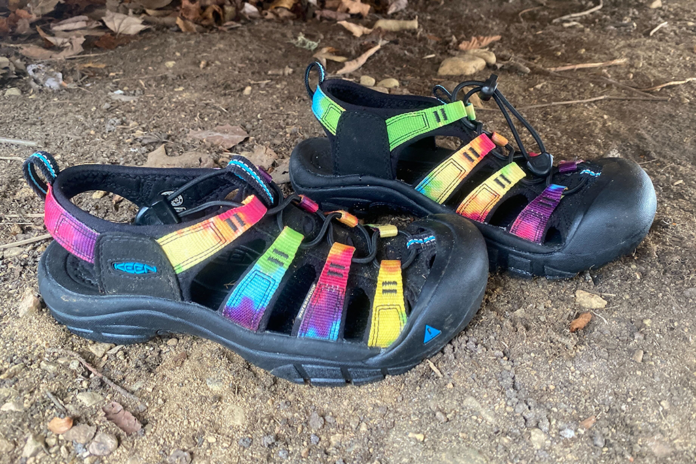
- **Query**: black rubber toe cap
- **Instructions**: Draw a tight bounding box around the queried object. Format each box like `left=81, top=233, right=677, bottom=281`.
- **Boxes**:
left=562, top=158, right=657, bottom=264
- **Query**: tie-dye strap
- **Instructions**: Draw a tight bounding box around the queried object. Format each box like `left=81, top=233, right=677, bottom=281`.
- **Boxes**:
left=312, top=85, right=345, bottom=135
left=368, top=260, right=407, bottom=348
left=509, top=184, right=565, bottom=243
left=297, top=242, right=355, bottom=341
left=222, top=227, right=304, bottom=331
left=456, top=162, right=526, bottom=222
left=414, top=134, right=496, bottom=204
left=44, top=185, right=99, bottom=263
left=157, top=195, right=267, bottom=274
left=386, top=101, right=467, bottom=151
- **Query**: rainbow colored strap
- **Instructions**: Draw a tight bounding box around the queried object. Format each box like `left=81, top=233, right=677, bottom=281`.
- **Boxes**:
left=312, top=86, right=345, bottom=135
left=156, top=196, right=267, bottom=274
left=222, top=227, right=304, bottom=331
left=44, top=185, right=99, bottom=263
left=386, top=101, right=467, bottom=151
left=456, top=163, right=526, bottom=222
left=368, top=260, right=407, bottom=348
left=415, top=134, right=496, bottom=203
left=297, top=242, right=355, bottom=341
left=509, top=184, right=565, bottom=243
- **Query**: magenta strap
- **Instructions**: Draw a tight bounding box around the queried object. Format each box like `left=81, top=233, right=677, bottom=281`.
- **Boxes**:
left=44, top=186, right=99, bottom=263
left=509, top=184, right=565, bottom=244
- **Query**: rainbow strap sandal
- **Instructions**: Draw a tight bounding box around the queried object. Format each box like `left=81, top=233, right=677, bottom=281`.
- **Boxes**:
left=290, top=62, right=657, bottom=278
left=23, top=152, right=488, bottom=385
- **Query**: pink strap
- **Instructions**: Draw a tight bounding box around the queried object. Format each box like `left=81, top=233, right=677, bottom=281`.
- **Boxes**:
left=44, top=186, right=99, bottom=263
left=509, top=184, right=565, bottom=243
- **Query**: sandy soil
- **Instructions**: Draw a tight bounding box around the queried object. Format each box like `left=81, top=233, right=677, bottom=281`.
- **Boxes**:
left=1, top=0, right=695, bottom=463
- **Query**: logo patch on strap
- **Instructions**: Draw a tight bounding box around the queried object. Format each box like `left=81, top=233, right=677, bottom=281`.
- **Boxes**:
left=424, top=325, right=441, bottom=344
left=113, top=262, right=158, bottom=275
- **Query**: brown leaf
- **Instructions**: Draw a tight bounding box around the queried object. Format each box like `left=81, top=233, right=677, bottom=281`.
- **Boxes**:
left=144, top=145, right=215, bottom=168
left=200, top=4, right=222, bottom=26
left=269, top=0, right=296, bottom=10
left=312, top=46, right=348, bottom=66
left=20, top=36, right=85, bottom=60
left=239, top=145, right=278, bottom=170
left=0, top=18, right=10, bottom=36
left=337, top=41, right=382, bottom=74
left=188, top=124, right=248, bottom=149
left=579, top=415, right=596, bottom=430
left=569, top=312, right=592, bottom=333
left=47, top=416, right=73, bottom=434
left=373, top=18, right=418, bottom=31
left=51, top=15, right=100, bottom=31
left=103, top=401, right=141, bottom=435
left=337, top=20, right=372, bottom=37
left=337, top=0, right=370, bottom=17
left=180, top=0, right=201, bottom=22
left=176, top=17, right=199, bottom=32
left=103, top=11, right=150, bottom=35
left=458, top=35, right=501, bottom=51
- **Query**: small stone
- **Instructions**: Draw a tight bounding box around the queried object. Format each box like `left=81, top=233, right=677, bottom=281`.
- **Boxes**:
left=18, top=289, right=40, bottom=317
left=683, top=288, right=696, bottom=298
left=632, top=350, right=644, bottom=363
left=408, top=432, right=424, bottom=442
left=243, top=86, right=252, bottom=95
left=309, top=411, right=324, bottom=430
left=360, top=75, right=375, bottom=86
left=48, top=416, right=73, bottom=434
left=576, top=290, right=607, bottom=309
left=579, top=415, right=596, bottom=430
left=278, top=448, right=289, bottom=459
left=0, top=363, right=24, bottom=379
left=167, top=449, right=192, bottom=464
left=206, top=436, right=216, bottom=443
left=1, top=399, right=23, bottom=412
left=5, top=87, right=21, bottom=96
left=206, top=377, right=225, bottom=392
left=76, top=392, right=104, bottom=407
left=0, top=437, right=15, bottom=454
left=560, top=428, right=575, bottom=439
left=40, top=361, right=59, bottom=374
left=377, top=78, right=399, bottom=89
left=88, top=343, right=114, bottom=358
left=529, top=429, right=546, bottom=449
left=310, top=434, right=320, bottom=445
left=3, top=247, right=24, bottom=258
left=438, top=56, right=486, bottom=76
left=238, top=437, right=252, bottom=448
left=301, top=448, right=310, bottom=458
left=91, top=190, right=107, bottom=199
left=167, top=338, right=178, bottom=346
left=46, top=436, right=57, bottom=447
left=660, top=400, right=670, bottom=410
left=22, top=434, right=45, bottom=458
left=88, top=432, right=118, bottom=456
left=466, top=49, right=496, bottom=66
left=359, top=422, right=368, bottom=433
left=649, top=0, right=662, bottom=8
left=262, top=434, right=276, bottom=448
left=435, top=411, right=448, bottom=423
left=63, top=424, right=96, bottom=444
left=593, top=431, right=605, bottom=447
left=643, top=319, right=652, bottom=327
left=165, top=61, right=176, bottom=68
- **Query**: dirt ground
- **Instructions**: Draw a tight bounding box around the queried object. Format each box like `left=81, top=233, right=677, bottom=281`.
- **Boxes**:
left=1, top=0, right=696, bottom=462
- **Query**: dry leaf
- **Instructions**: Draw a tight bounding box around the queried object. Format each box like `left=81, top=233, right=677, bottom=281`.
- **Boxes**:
left=387, top=0, right=407, bottom=14
left=312, top=46, right=348, bottom=67
left=240, top=3, right=259, bottom=19
left=103, top=402, right=142, bottom=435
left=200, top=4, right=222, bottom=26
left=188, top=124, right=248, bottom=149
left=28, top=0, right=60, bottom=17
left=144, top=145, right=215, bottom=168
left=338, top=0, right=370, bottom=17
left=458, top=35, right=501, bottom=51
left=337, top=20, right=372, bottom=37
left=20, top=36, right=85, bottom=60
left=240, top=145, right=278, bottom=170
left=569, top=312, right=592, bottom=333
left=315, top=9, right=350, bottom=21
left=579, top=415, right=596, bottom=430
left=51, top=15, right=100, bottom=31
left=337, top=41, right=383, bottom=74
left=270, top=0, right=296, bottom=10
left=48, top=417, right=73, bottom=434
left=94, top=33, right=133, bottom=49
left=103, top=11, right=150, bottom=35
left=138, top=0, right=173, bottom=9
left=373, top=18, right=417, bottom=31
left=176, top=17, right=200, bottom=32
left=180, top=0, right=201, bottom=22
left=0, top=18, right=10, bottom=36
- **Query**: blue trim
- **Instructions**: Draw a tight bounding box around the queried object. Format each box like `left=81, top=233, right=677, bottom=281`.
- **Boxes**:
left=424, top=325, right=441, bottom=344
left=113, top=262, right=158, bottom=275
left=31, top=153, right=57, bottom=179
left=580, top=169, right=601, bottom=177
left=27, top=167, right=46, bottom=194
left=227, top=160, right=274, bottom=201
left=407, top=235, right=436, bottom=248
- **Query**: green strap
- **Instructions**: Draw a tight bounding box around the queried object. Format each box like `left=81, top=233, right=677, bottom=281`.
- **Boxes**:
left=312, top=86, right=345, bottom=135
left=386, top=101, right=467, bottom=151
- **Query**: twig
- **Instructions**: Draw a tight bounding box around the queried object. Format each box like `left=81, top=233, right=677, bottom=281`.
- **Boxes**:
left=649, top=21, right=668, bottom=36
left=591, top=310, right=608, bottom=325
left=0, top=137, right=38, bottom=147
left=511, top=95, right=668, bottom=110
left=519, top=6, right=543, bottom=22
left=426, top=359, right=443, bottom=378
left=547, top=58, right=627, bottom=72
left=0, top=233, right=51, bottom=250
left=640, top=78, right=696, bottom=92
left=552, top=0, right=603, bottom=23
left=45, top=391, right=68, bottom=415
left=0, top=156, right=24, bottom=161
left=5, top=213, right=43, bottom=218
left=596, top=77, right=660, bottom=100
left=47, top=348, right=146, bottom=409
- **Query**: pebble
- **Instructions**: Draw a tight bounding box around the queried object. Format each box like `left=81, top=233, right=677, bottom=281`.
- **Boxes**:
left=649, top=0, right=662, bottom=8
left=262, top=434, right=276, bottom=448
left=63, top=424, right=96, bottom=444
left=310, top=434, right=320, bottom=445
left=529, top=429, right=546, bottom=449
left=593, top=431, right=605, bottom=447
left=684, top=288, right=696, bottom=298
left=167, top=338, right=178, bottom=346
left=167, top=449, right=192, bottom=464
left=360, top=75, right=375, bottom=86
left=18, top=289, right=40, bottom=318
left=438, top=55, right=487, bottom=76
left=278, top=448, right=289, bottom=459
left=76, top=392, right=104, bottom=407
left=408, top=432, right=424, bottom=442
left=243, top=86, right=252, bottom=95
left=238, top=437, right=252, bottom=448
left=91, top=190, right=107, bottom=199
left=560, top=428, right=575, bottom=439
left=205, top=377, right=225, bottom=392
left=377, top=78, right=399, bottom=89
left=88, top=343, right=114, bottom=358
left=1, top=399, right=23, bottom=412
left=576, top=290, right=607, bottom=309
left=165, top=61, right=176, bottom=68
left=435, top=411, right=448, bottom=423
left=0, top=437, right=14, bottom=454
left=87, top=432, right=118, bottom=456
left=309, top=411, right=325, bottom=430
left=632, top=350, right=644, bottom=363
left=22, top=434, right=45, bottom=458
left=5, top=87, right=21, bottom=96
left=3, top=247, right=24, bottom=258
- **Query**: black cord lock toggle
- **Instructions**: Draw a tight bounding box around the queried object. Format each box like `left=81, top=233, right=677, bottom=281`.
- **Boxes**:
left=526, top=151, right=554, bottom=177
left=135, top=197, right=182, bottom=225
left=479, top=74, right=498, bottom=101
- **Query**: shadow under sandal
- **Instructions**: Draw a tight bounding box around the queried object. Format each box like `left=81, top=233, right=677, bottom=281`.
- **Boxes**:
left=23, top=152, right=488, bottom=386
left=290, top=62, right=657, bottom=278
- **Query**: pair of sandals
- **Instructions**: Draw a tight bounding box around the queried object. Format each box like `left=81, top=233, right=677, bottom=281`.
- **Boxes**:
left=23, top=62, right=656, bottom=385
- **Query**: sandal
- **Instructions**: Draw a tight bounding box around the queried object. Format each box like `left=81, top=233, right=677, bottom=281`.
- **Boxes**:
left=23, top=151, right=488, bottom=385
left=290, top=63, right=657, bottom=278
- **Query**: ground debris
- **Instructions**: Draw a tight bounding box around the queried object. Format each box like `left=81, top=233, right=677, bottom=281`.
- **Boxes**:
left=569, top=312, right=592, bottom=332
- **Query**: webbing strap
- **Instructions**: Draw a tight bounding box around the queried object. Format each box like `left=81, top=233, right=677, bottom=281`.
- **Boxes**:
left=415, top=134, right=496, bottom=203
left=368, top=260, right=407, bottom=348
left=312, top=86, right=345, bottom=135
left=386, top=101, right=467, bottom=151
left=157, top=195, right=267, bottom=274
left=297, top=242, right=355, bottom=341
left=44, top=185, right=99, bottom=263
left=222, top=227, right=304, bottom=330
left=509, top=184, right=565, bottom=243
left=456, top=163, right=526, bottom=222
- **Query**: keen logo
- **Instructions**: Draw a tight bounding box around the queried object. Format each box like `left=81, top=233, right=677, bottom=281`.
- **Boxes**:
left=113, top=262, right=157, bottom=275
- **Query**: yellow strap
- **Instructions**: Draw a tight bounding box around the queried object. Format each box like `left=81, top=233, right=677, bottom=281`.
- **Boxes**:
left=367, top=224, right=398, bottom=238
left=368, top=260, right=407, bottom=348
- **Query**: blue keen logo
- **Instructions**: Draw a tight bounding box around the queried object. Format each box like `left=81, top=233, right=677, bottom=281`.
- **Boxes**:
left=113, top=262, right=157, bottom=275
left=423, top=325, right=441, bottom=344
